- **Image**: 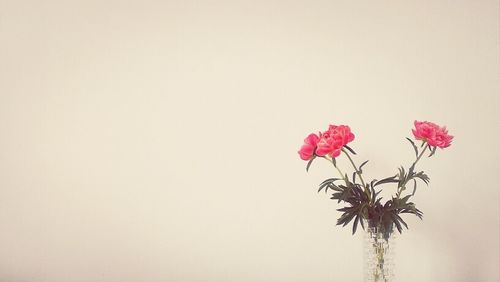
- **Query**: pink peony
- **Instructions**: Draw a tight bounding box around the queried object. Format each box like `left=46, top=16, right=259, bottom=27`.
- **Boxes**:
left=298, top=133, right=320, bottom=160
left=412, top=121, right=453, bottom=148
left=316, top=125, right=355, bottom=158
left=316, top=131, right=343, bottom=158
left=430, top=126, right=453, bottom=148
left=329, top=125, right=355, bottom=146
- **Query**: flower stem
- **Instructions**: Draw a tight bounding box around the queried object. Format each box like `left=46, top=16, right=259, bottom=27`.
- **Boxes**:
left=396, top=144, right=428, bottom=198
left=324, top=157, right=348, bottom=184
left=341, top=148, right=370, bottom=198
left=414, top=144, right=427, bottom=165
left=342, top=148, right=367, bottom=187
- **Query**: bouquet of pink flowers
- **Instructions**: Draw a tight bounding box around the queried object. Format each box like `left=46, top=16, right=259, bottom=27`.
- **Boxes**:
left=299, top=121, right=453, bottom=235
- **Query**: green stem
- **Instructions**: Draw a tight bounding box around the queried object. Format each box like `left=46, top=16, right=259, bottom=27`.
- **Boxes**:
left=341, top=148, right=370, bottom=199
left=342, top=148, right=367, bottom=187
left=396, top=144, right=428, bottom=198
left=324, top=157, right=348, bottom=184
left=335, top=165, right=345, bottom=181
left=414, top=145, right=427, bottom=166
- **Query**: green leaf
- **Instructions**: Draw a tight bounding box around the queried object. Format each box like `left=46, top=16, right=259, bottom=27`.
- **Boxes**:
left=359, top=160, right=369, bottom=173
left=337, top=206, right=356, bottom=212
left=395, top=214, right=408, bottom=229
left=398, top=166, right=406, bottom=181
left=428, top=146, right=437, bottom=157
left=337, top=211, right=356, bottom=226
left=318, top=184, right=331, bottom=193
left=331, top=193, right=344, bottom=203
left=370, top=186, right=380, bottom=205
left=330, top=186, right=343, bottom=192
left=342, top=213, right=356, bottom=227
left=343, top=145, right=356, bottom=155
left=390, top=213, right=403, bottom=233
left=319, top=178, right=341, bottom=186
left=306, top=156, right=316, bottom=172
left=352, top=215, right=360, bottom=235
left=319, top=178, right=341, bottom=193
left=374, top=175, right=399, bottom=187
left=406, top=137, right=418, bottom=158
left=399, top=195, right=412, bottom=205
left=400, top=208, right=424, bottom=219
left=411, top=179, right=417, bottom=196
left=414, top=171, right=430, bottom=185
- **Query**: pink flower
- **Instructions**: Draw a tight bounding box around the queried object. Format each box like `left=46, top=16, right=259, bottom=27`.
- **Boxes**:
left=412, top=121, right=453, bottom=148
left=316, top=130, right=343, bottom=158
left=412, top=121, right=437, bottom=141
left=430, top=126, right=453, bottom=148
left=298, top=133, right=320, bottom=160
left=316, top=125, right=355, bottom=158
left=329, top=125, right=355, bottom=146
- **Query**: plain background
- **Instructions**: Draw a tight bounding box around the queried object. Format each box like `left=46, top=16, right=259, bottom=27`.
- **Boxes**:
left=0, top=0, right=499, bottom=281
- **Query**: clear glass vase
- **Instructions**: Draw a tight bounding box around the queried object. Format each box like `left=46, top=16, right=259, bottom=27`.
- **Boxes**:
left=363, top=220, right=395, bottom=282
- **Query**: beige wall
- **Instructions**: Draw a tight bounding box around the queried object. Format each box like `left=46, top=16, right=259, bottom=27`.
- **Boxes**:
left=0, top=1, right=498, bottom=281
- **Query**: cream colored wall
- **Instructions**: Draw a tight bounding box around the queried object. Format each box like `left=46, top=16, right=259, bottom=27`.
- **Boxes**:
left=0, top=1, right=498, bottom=281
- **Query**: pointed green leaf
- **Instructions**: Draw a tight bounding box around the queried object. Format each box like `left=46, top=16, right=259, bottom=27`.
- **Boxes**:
left=411, top=179, right=417, bottom=196
left=401, top=195, right=412, bottom=204
left=358, top=160, right=369, bottom=173
left=374, top=175, right=399, bottom=187
left=343, top=145, right=356, bottom=155
left=352, top=215, right=360, bottom=235
left=428, top=146, right=437, bottom=157
left=395, top=214, right=408, bottom=229
left=306, top=156, right=316, bottom=172
left=390, top=213, right=403, bottom=233
left=319, top=178, right=341, bottom=188
left=406, top=137, right=418, bottom=158
left=359, top=215, right=365, bottom=230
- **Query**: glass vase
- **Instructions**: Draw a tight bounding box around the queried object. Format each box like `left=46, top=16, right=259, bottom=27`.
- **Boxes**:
left=363, top=220, right=395, bottom=282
